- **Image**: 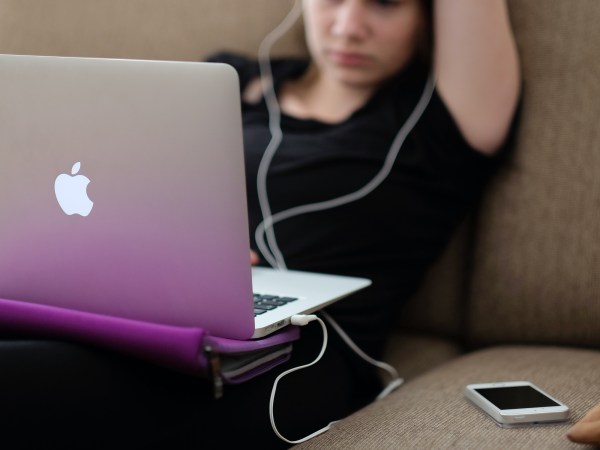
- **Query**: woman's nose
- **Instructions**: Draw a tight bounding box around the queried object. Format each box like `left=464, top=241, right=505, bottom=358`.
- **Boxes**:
left=331, top=2, right=369, bottom=40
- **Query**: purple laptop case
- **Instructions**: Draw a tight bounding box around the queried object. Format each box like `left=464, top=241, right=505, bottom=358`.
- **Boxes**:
left=0, top=297, right=300, bottom=383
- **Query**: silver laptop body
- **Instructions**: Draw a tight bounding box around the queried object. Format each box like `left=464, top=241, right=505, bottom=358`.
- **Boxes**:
left=0, top=54, right=370, bottom=340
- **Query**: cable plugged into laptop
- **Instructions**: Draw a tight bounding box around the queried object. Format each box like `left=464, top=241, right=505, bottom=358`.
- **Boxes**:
left=290, top=314, right=318, bottom=326
left=270, top=313, right=405, bottom=444
left=269, top=314, right=335, bottom=444
left=270, top=312, right=405, bottom=445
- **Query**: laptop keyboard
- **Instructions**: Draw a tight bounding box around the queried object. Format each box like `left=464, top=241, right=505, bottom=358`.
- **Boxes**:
left=253, top=293, right=298, bottom=317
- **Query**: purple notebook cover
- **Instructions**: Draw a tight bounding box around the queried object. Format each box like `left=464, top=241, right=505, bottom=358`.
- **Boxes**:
left=0, top=297, right=300, bottom=380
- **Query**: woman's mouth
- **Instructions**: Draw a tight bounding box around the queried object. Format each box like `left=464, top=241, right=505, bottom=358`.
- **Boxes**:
left=328, top=50, right=371, bottom=67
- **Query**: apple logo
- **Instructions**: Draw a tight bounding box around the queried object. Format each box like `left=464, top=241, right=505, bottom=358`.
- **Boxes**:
left=54, top=162, right=94, bottom=216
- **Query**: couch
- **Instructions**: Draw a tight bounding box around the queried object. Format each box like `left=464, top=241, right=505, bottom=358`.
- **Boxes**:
left=1, top=1, right=599, bottom=449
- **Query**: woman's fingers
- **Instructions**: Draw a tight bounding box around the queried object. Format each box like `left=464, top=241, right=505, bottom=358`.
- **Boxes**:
left=567, top=404, right=600, bottom=444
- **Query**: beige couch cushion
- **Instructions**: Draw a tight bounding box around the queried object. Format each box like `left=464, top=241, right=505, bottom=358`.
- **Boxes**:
left=383, top=332, right=463, bottom=381
left=297, top=346, right=600, bottom=449
left=467, top=0, right=600, bottom=348
left=0, top=0, right=304, bottom=60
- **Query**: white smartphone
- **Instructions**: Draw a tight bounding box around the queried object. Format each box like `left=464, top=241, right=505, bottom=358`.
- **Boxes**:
left=464, top=381, right=570, bottom=427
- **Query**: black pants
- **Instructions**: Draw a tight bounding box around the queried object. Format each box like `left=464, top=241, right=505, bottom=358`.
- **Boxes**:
left=0, top=322, right=381, bottom=449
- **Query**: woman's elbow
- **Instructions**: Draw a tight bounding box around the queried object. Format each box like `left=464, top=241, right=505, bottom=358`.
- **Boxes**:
left=453, top=78, right=522, bottom=156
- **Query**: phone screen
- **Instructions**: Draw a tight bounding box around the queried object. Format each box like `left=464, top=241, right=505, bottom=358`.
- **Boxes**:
left=475, top=386, right=560, bottom=410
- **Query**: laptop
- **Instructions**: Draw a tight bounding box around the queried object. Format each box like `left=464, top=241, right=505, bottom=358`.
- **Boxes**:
left=0, top=54, right=370, bottom=340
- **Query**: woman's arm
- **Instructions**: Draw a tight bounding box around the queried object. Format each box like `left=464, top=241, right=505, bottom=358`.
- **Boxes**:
left=433, top=0, right=521, bottom=155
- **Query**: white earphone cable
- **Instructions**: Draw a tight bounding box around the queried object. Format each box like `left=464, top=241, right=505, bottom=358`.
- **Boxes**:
left=255, top=0, right=435, bottom=270
left=256, top=72, right=435, bottom=270
left=256, top=0, right=303, bottom=269
left=253, top=0, right=435, bottom=444
left=320, top=311, right=404, bottom=400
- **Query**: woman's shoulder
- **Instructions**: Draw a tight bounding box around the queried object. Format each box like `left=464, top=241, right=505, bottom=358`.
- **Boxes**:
left=205, top=51, right=309, bottom=91
left=204, top=51, right=258, bottom=89
left=205, top=51, right=253, bottom=69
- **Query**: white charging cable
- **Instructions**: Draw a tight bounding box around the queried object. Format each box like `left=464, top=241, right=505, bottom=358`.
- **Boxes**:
left=270, top=313, right=404, bottom=444
left=269, top=314, right=337, bottom=444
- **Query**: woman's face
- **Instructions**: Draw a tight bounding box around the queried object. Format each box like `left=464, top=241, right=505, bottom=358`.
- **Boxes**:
left=303, top=0, right=427, bottom=89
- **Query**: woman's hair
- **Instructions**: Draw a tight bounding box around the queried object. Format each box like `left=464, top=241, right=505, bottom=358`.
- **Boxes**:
left=419, top=0, right=434, bottom=65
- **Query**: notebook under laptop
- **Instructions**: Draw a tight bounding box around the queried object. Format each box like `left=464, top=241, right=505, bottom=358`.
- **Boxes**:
left=0, top=54, right=370, bottom=340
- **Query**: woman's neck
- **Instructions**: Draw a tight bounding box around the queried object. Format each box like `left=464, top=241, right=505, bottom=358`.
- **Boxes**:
left=278, top=65, right=376, bottom=124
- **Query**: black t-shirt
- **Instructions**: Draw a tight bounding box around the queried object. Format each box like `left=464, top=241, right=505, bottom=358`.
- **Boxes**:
left=208, top=52, right=511, bottom=357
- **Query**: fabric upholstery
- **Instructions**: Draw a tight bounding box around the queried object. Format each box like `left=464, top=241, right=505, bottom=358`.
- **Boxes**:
left=466, top=0, right=600, bottom=348
left=383, top=332, right=463, bottom=381
left=297, top=346, right=600, bottom=449
left=0, top=0, right=304, bottom=60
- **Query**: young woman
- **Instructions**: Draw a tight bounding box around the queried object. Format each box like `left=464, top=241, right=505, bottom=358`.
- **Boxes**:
left=1, top=1, right=521, bottom=449
left=197, top=0, right=522, bottom=446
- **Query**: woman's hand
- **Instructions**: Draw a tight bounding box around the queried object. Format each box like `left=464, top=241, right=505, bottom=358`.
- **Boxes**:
left=567, top=403, right=600, bottom=444
left=250, top=250, right=260, bottom=266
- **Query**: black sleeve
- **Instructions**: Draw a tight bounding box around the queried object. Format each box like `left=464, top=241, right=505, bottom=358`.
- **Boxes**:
left=423, top=81, right=522, bottom=162
left=421, top=89, right=494, bottom=166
